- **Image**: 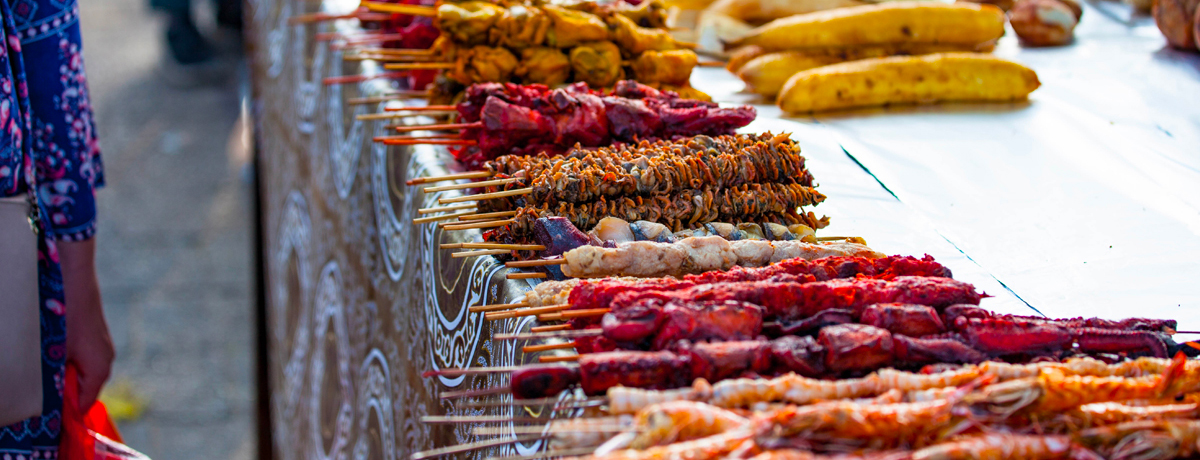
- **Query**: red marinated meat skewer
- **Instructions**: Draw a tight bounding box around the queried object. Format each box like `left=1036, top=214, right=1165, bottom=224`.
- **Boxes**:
left=566, top=300, right=1173, bottom=361
left=563, top=255, right=955, bottom=318
left=383, top=81, right=756, bottom=169
left=506, top=324, right=994, bottom=399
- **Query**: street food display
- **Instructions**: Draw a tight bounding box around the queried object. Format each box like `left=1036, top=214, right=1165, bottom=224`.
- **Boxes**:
left=273, top=1, right=1200, bottom=459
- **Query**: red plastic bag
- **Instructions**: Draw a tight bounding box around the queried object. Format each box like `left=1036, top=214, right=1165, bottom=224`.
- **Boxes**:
left=60, top=365, right=151, bottom=460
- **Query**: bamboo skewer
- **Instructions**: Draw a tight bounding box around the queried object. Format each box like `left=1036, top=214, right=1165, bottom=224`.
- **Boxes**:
left=289, top=11, right=389, bottom=25
left=359, top=47, right=437, bottom=56
left=561, top=308, right=609, bottom=319
left=469, top=301, right=531, bottom=313
left=422, top=177, right=520, bottom=193
left=315, top=29, right=395, bottom=41
left=385, top=105, right=456, bottom=113
left=473, top=426, right=625, bottom=437
left=409, top=171, right=495, bottom=186
left=360, top=110, right=457, bottom=121
left=362, top=1, right=437, bottom=16
left=375, top=135, right=461, bottom=143
left=522, top=342, right=576, bottom=353
left=494, top=329, right=598, bottom=341
left=540, top=355, right=580, bottom=363
left=383, top=62, right=456, bottom=71
left=343, top=53, right=441, bottom=62
left=394, top=122, right=480, bottom=132
left=322, top=71, right=408, bottom=85
left=508, top=272, right=547, bottom=280
left=458, top=211, right=518, bottom=222
left=506, top=259, right=567, bottom=268
left=451, top=249, right=510, bottom=258
left=442, top=219, right=515, bottom=231
left=441, top=386, right=510, bottom=399
left=531, top=324, right=572, bottom=333
left=333, top=33, right=406, bottom=46
left=422, top=366, right=522, bottom=377
left=486, top=304, right=571, bottom=320
left=440, top=243, right=465, bottom=249
left=412, top=210, right=477, bottom=224
left=485, top=447, right=599, bottom=460
left=382, top=138, right=477, bottom=146
left=459, top=242, right=542, bottom=251
left=538, top=313, right=563, bottom=321
left=348, top=94, right=419, bottom=106
left=422, top=415, right=554, bottom=424
left=455, top=396, right=601, bottom=409
left=411, top=435, right=551, bottom=460
left=417, top=202, right=477, bottom=213
left=439, top=187, right=533, bottom=204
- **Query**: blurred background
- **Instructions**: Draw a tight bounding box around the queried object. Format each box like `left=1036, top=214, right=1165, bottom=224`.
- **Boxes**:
left=80, top=0, right=253, bottom=458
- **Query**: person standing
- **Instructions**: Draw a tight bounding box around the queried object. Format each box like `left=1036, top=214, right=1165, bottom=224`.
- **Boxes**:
left=1, top=0, right=114, bottom=456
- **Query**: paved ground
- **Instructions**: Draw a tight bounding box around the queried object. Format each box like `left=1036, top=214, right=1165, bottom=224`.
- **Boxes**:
left=79, top=1, right=255, bottom=459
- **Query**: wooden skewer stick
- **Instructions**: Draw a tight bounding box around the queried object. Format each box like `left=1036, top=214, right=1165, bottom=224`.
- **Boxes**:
left=538, top=313, right=563, bottom=321
left=385, top=105, right=457, bottom=113
left=522, top=342, right=576, bottom=353
left=816, top=236, right=854, bottom=241
left=422, top=366, right=520, bottom=378
left=458, top=211, right=518, bottom=222
left=375, top=135, right=461, bottom=143
left=440, top=243, right=465, bottom=249
left=422, top=415, right=555, bottom=424
left=383, top=62, right=456, bottom=71
left=484, top=447, right=599, bottom=460
left=508, top=272, right=547, bottom=280
left=442, top=219, right=515, bottom=231
left=413, top=210, right=477, bottom=224
left=394, top=122, right=481, bottom=133
left=531, top=324, right=572, bottom=333
left=362, top=1, right=437, bottom=16
left=409, top=171, right=494, bottom=186
left=358, top=47, right=437, bottom=56
left=343, top=54, right=441, bottom=63
left=348, top=94, right=420, bottom=106
left=451, top=249, right=510, bottom=258
left=382, top=138, right=477, bottom=146
left=459, top=242, right=542, bottom=251
left=322, top=71, right=407, bottom=85
left=506, top=258, right=567, bottom=268
left=473, top=426, right=626, bottom=437
left=417, top=202, right=477, bottom=213
left=486, top=304, right=571, bottom=321
left=456, top=395, right=598, bottom=409
left=561, top=308, right=609, bottom=319
left=441, top=386, right=510, bottom=400
left=494, top=329, right=599, bottom=341
left=334, top=32, right=405, bottom=45
left=289, top=11, right=386, bottom=25
left=422, top=177, right=519, bottom=193
left=360, top=110, right=459, bottom=121
left=469, top=301, right=530, bottom=313
left=539, top=355, right=580, bottom=363
left=411, top=435, right=551, bottom=460
left=439, top=187, right=532, bottom=204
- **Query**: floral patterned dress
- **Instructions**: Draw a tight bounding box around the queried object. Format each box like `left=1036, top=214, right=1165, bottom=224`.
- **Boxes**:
left=1, top=0, right=103, bottom=457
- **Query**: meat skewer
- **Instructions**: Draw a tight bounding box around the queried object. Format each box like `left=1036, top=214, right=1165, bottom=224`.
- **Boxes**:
left=386, top=82, right=756, bottom=169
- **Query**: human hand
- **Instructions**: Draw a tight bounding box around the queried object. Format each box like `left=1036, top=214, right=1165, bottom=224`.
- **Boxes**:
left=59, top=238, right=114, bottom=411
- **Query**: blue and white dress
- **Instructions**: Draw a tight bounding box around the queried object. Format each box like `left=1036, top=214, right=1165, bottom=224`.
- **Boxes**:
left=1, top=0, right=103, bottom=457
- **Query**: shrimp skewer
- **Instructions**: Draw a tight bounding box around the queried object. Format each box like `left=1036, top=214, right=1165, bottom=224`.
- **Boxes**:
left=580, top=428, right=755, bottom=460
left=627, top=401, right=749, bottom=449
left=911, top=434, right=1103, bottom=460
left=1075, top=419, right=1200, bottom=460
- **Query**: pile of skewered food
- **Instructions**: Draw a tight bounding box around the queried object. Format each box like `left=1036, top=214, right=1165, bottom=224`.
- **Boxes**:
left=723, top=2, right=1041, bottom=113
left=358, top=0, right=712, bottom=99
left=380, top=80, right=756, bottom=167
left=416, top=254, right=1196, bottom=460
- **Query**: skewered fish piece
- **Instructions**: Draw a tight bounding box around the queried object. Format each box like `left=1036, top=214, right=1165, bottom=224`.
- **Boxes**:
left=558, top=237, right=878, bottom=279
